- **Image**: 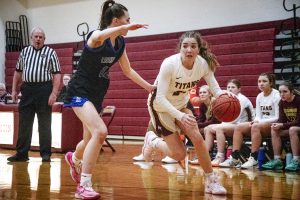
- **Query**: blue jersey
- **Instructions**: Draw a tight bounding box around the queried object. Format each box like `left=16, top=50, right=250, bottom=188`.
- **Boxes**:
left=65, top=32, right=125, bottom=111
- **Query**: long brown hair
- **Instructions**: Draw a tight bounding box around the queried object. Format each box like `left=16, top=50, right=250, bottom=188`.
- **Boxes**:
left=177, top=31, right=219, bottom=72
left=279, top=81, right=300, bottom=95
left=99, top=0, right=128, bottom=30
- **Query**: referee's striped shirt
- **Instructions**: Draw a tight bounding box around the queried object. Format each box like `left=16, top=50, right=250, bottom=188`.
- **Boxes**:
left=16, top=45, right=61, bottom=83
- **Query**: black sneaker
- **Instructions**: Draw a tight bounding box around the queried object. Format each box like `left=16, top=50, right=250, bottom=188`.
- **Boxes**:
left=7, top=154, right=29, bottom=162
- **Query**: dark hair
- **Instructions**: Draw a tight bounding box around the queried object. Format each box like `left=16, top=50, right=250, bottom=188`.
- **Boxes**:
left=227, top=79, right=241, bottom=89
left=177, top=31, right=219, bottom=72
left=279, top=81, right=300, bottom=95
left=259, top=72, right=276, bottom=89
left=99, top=0, right=128, bottom=30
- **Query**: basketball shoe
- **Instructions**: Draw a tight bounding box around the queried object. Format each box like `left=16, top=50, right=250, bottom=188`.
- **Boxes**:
left=142, top=131, right=161, bottom=162
left=211, top=155, right=225, bottom=167
left=219, top=156, right=242, bottom=168
left=75, top=184, right=100, bottom=199
left=205, top=173, right=227, bottom=195
left=65, top=152, right=81, bottom=184
left=241, top=156, right=258, bottom=169
left=132, top=153, right=145, bottom=161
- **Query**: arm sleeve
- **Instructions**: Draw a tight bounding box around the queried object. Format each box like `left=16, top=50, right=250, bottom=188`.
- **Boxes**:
left=155, top=60, right=185, bottom=120
left=203, top=70, right=223, bottom=98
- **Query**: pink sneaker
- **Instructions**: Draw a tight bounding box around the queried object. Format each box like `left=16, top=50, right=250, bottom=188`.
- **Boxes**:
left=142, top=131, right=157, bottom=162
left=75, top=185, right=100, bottom=199
left=65, top=152, right=81, bottom=184
left=205, top=173, right=227, bottom=195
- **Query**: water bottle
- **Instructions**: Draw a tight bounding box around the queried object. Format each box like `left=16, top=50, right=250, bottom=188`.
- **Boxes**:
left=258, top=146, right=265, bottom=170
left=226, top=146, right=233, bottom=159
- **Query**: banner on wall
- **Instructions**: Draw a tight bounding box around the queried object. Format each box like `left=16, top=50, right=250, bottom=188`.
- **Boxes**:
left=0, top=112, right=14, bottom=145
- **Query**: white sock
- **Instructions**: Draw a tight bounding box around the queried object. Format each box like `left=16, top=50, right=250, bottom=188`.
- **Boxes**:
left=216, top=152, right=225, bottom=159
left=80, top=173, right=92, bottom=187
left=293, top=156, right=300, bottom=161
left=274, top=155, right=281, bottom=160
left=72, top=153, right=81, bottom=166
left=205, top=172, right=214, bottom=178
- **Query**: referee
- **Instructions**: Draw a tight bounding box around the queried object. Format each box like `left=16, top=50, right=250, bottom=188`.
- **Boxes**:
left=7, top=27, right=61, bottom=162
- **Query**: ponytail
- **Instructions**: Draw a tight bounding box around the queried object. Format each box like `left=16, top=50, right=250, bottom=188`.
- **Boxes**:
left=99, top=0, right=128, bottom=30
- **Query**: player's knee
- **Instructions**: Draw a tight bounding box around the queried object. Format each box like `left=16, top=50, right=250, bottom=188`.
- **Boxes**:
left=93, top=127, right=108, bottom=142
left=289, top=126, right=299, bottom=136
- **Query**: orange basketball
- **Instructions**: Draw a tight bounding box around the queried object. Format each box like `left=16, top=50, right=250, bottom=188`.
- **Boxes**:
left=212, top=93, right=241, bottom=122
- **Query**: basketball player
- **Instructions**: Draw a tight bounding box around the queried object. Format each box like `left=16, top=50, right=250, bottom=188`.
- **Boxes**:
left=204, top=79, right=254, bottom=167
left=143, top=31, right=227, bottom=195
left=63, top=1, right=153, bottom=199
left=219, top=73, right=280, bottom=169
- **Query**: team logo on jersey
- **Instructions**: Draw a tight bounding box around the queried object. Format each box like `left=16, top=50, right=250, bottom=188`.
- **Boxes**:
left=101, top=57, right=115, bottom=64
left=98, top=66, right=109, bottom=79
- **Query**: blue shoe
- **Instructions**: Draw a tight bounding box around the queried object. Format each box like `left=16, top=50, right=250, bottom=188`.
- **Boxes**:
left=285, top=159, right=300, bottom=171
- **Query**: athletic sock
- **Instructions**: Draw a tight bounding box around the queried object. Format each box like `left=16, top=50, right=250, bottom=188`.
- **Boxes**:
left=80, top=173, right=92, bottom=187
left=72, top=153, right=81, bottom=166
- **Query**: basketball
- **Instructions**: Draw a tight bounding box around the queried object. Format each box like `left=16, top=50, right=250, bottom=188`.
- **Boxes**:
left=212, top=93, right=241, bottom=122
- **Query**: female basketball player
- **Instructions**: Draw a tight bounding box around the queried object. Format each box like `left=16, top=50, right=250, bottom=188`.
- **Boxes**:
left=262, top=81, right=300, bottom=171
left=64, top=1, right=153, bottom=199
left=219, top=73, right=280, bottom=169
left=143, top=31, right=227, bottom=195
left=204, top=79, right=254, bottom=167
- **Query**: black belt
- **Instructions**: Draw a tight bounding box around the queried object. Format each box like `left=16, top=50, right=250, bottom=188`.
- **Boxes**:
left=23, top=81, right=52, bottom=86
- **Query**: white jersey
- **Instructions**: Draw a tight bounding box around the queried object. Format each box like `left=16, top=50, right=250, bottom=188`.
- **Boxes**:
left=254, top=88, right=280, bottom=123
left=150, top=53, right=222, bottom=120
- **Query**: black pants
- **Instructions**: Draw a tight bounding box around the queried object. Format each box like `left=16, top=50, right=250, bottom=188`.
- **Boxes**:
left=16, top=82, right=53, bottom=158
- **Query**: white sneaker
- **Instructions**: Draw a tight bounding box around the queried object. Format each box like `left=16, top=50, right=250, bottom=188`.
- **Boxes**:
left=132, top=153, right=145, bottom=161
left=142, top=131, right=158, bottom=162
left=133, top=162, right=154, bottom=170
left=241, top=156, right=258, bottom=169
left=161, top=156, right=177, bottom=164
left=219, top=156, right=242, bottom=168
left=211, top=156, right=225, bottom=167
left=205, top=173, right=227, bottom=195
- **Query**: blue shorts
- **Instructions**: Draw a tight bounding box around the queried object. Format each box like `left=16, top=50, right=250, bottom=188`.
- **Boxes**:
left=64, top=96, right=89, bottom=108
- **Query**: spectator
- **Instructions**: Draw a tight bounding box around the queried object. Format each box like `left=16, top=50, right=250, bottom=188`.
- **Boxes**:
left=204, top=79, right=254, bottom=167
left=188, top=85, right=221, bottom=164
left=219, top=73, right=280, bottom=169
left=0, top=83, right=10, bottom=103
left=56, top=74, right=71, bottom=102
left=262, top=81, right=300, bottom=171
left=7, top=27, right=61, bottom=162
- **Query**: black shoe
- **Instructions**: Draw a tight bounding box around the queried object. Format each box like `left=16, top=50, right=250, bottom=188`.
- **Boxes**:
left=7, top=154, right=29, bottom=162
left=42, top=155, right=51, bottom=162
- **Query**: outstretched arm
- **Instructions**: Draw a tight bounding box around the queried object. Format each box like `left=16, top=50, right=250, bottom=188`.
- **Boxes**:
left=88, top=23, right=148, bottom=48
left=118, top=50, right=153, bottom=93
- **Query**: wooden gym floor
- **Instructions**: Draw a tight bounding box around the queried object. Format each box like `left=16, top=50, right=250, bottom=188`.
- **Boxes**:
left=0, top=142, right=299, bottom=200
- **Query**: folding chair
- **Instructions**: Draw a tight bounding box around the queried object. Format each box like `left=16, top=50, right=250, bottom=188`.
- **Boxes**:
left=100, top=105, right=116, bottom=152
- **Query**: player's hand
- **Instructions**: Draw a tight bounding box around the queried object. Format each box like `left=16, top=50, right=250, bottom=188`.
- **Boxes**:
left=125, top=23, right=149, bottom=31
left=181, top=114, right=197, bottom=126
left=48, top=93, right=57, bottom=106
left=271, top=123, right=283, bottom=130
left=249, top=120, right=259, bottom=127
